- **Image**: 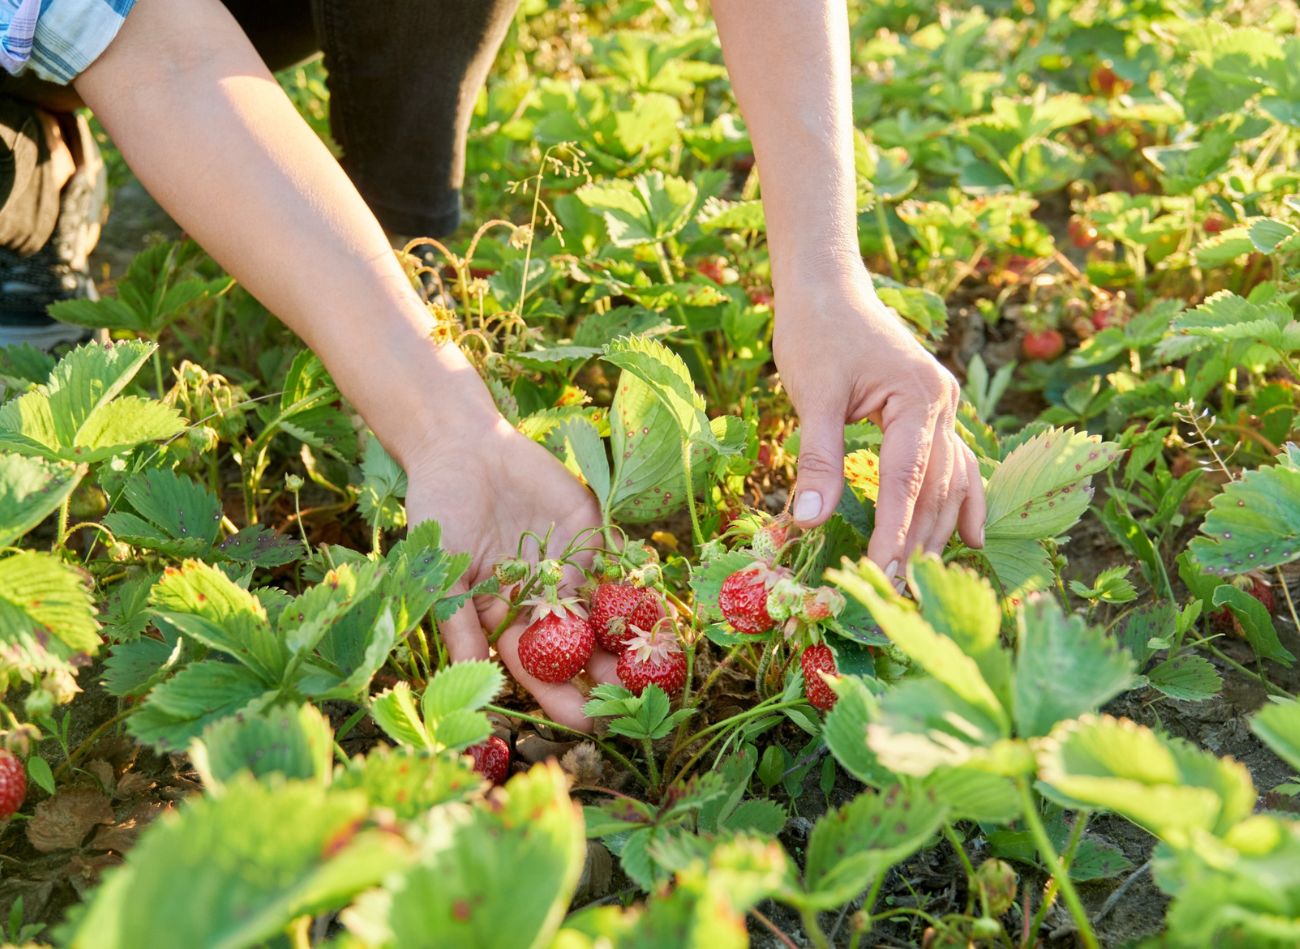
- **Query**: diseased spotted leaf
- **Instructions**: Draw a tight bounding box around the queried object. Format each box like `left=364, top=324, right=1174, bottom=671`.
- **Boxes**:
left=984, top=428, right=1121, bottom=539
left=1190, top=444, right=1300, bottom=575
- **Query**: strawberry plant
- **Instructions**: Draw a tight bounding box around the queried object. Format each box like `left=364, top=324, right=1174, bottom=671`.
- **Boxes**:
left=1, top=2, right=1299, bottom=945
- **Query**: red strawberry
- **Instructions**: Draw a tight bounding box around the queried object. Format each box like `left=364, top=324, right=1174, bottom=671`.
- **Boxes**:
left=719, top=564, right=785, bottom=634
left=1067, top=217, right=1098, bottom=249
left=801, top=644, right=839, bottom=711
left=518, top=606, right=594, bottom=683
left=1204, top=215, right=1227, bottom=235
left=0, top=750, right=26, bottom=819
left=1021, top=329, right=1065, bottom=361
left=616, top=623, right=687, bottom=696
left=466, top=736, right=510, bottom=784
left=589, top=582, right=664, bottom=654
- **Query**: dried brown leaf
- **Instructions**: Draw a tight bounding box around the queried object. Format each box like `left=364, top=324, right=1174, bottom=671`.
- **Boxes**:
left=25, top=789, right=114, bottom=853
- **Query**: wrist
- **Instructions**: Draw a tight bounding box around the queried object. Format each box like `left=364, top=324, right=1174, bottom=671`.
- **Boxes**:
left=770, top=242, right=869, bottom=299
left=322, top=304, right=504, bottom=476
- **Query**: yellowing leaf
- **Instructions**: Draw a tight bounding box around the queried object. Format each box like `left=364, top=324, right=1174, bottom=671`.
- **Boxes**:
left=844, top=449, right=881, bottom=502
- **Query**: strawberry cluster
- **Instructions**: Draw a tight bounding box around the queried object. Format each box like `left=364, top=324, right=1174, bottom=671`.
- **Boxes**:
left=513, top=551, right=685, bottom=697
left=712, top=514, right=849, bottom=712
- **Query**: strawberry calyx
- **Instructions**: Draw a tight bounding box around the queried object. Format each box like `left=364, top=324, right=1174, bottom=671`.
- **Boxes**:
left=523, top=591, right=589, bottom=624
left=623, top=618, right=683, bottom=666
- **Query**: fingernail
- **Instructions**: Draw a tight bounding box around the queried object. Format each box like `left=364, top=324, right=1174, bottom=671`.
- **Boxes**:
left=893, top=577, right=906, bottom=595
left=884, top=559, right=899, bottom=580
left=794, top=490, right=822, bottom=523
left=977, top=525, right=986, bottom=547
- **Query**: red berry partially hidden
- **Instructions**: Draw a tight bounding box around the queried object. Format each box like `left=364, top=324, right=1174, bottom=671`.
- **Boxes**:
left=1021, top=329, right=1065, bottom=361
left=589, top=582, right=664, bottom=655
left=0, top=750, right=26, bottom=819
left=518, top=608, right=595, bottom=683
left=467, top=736, right=510, bottom=784
left=1067, top=217, right=1098, bottom=249
left=719, top=564, right=782, bottom=634
left=801, top=644, right=839, bottom=711
left=617, top=624, right=687, bottom=697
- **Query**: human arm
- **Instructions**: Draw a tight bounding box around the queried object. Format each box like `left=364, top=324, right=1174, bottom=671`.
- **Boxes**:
left=711, top=0, right=984, bottom=568
left=75, top=0, right=614, bottom=729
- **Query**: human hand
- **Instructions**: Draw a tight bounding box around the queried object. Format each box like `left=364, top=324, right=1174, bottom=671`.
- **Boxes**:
left=772, top=262, right=985, bottom=575
left=404, top=416, right=617, bottom=732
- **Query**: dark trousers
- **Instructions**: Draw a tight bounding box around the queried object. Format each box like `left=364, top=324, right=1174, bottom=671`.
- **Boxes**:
left=2, top=0, right=521, bottom=242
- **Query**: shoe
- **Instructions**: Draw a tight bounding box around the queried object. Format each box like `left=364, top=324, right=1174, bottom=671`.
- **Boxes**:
left=0, top=112, right=106, bottom=352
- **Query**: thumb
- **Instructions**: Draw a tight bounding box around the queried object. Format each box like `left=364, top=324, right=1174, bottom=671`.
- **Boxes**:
left=792, top=410, right=846, bottom=529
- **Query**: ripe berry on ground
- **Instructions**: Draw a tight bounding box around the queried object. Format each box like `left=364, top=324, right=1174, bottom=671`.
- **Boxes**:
left=589, top=582, right=664, bottom=654
left=0, top=750, right=26, bottom=819
left=616, top=623, right=687, bottom=696
left=801, top=644, right=839, bottom=711
left=719, top=564, right=784, bottom=634
left=518, top=606, right=594, bottom=683
left=466, top=736, right=510, bottom=784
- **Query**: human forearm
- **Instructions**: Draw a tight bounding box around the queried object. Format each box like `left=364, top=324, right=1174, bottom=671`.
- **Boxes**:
left=712, top=0, right=861, bottom=289
left=74, top=0, right=499, bottom=470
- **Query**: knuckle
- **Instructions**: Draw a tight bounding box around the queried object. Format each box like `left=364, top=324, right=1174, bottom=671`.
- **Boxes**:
left=797, top=449, right=844, bottom=479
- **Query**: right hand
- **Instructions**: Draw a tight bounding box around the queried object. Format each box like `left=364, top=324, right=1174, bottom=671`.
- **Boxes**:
left=403, top=415, right=618, bottom=732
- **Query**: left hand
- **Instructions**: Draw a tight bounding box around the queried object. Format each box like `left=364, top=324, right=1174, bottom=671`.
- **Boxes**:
left=772, top=262, right=986, bottom=575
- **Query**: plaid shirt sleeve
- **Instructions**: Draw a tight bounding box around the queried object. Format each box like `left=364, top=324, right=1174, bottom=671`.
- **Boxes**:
left=1, top=0, right=136, bottom=84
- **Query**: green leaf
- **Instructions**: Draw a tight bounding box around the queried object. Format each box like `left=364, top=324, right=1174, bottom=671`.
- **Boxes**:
left=909, top=555, right=1002, bottom=656
left=214, top=526, right=302, bottom=567
left=422, top=660, right=506, bottom=720
left=1171, top=289, right=1294, bottom=349
left=549, top=416, right=611, bottom=504
left=1190, top=444, right=1300, bottom=576
left=150, top=560, right=285, bottom=682
left=103, top=468, right=222, bottom=556
left=984, top=428, right=1121, bottom=539
left=981, top=535, right=1054, bottom=596
left=297, top=605, right=398, bottom=700
left=0, top=341, right=184, bottom=462
left=603, top=334, right=710, bottom=445
left=822, top=676, right=889, bottom=786
left=923, top=768, right=1020, bottom=824
left=576, top=171, right=698, bottom=247
left=799, top=784, right=947, bottom=910
left=370, top=681, right=431, bottom=749
left=0, top=550, right=99, bottom=655
left=1251, top=697, right=1300, bottom=773
left=1147, top=654, right=1222, bottom=702
left=0, top=455, right=83, bottom=547
left=831, top=560, right=1008, bottom=733
left=343, top=762, right=585, bottom=949
left=129, top=660, right=275, bottom=751
left=1213, top=584, right=1295, bottom=667
left=358, top=438, right=407, bottom=531
left=1012, top=599, right=1137, bottom=737
left=333, top=746, right=480, bottom=820
left=27, top=754, right=55, bottom=796
left=71, top=777, right=409, bottom=949
left=429, top=709, right=493, bottom=751
left=1037, top=714, right=1256, bottom=845
left=191, top=703, right=334, bottom=789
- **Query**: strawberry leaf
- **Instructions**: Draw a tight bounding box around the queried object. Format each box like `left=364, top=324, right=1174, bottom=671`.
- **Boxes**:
left=0, top=454, right=83, bottom=547
left=71, top=777, right=407, bottom=947
left=798, top=784, right=947, bottom=910
left=103, top=468, right=223, bottom=557
left=345, top=762, right=584, bottom=949
left=0, top=341, right=184, bottom=462
left=0, top=543, right=100, bottom=655
left=577, top=170, right=698, bottom=247
left=1012, top=599, right=1137, bottom=737
left=1190, top=444, right=1300, bottom=575
left=984, top=427, right=1121, bottom=540
left=358, top=438, right=407, bottom=531
left=191, top=703, right=335, bottom=789
left=1037, top=714, right=1256, bottom=845
left=1147, top=654, right=1222, bottom=702
left=1251, top=697, right=1300, bottom=773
